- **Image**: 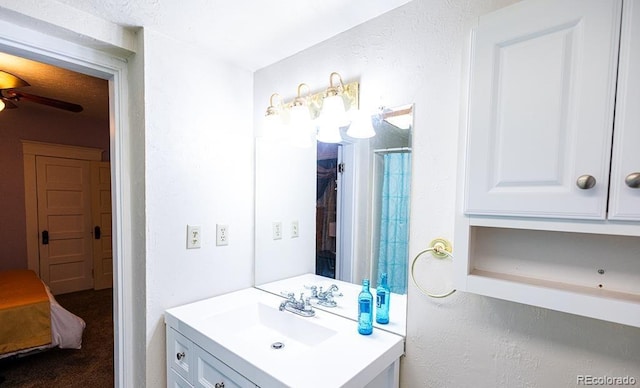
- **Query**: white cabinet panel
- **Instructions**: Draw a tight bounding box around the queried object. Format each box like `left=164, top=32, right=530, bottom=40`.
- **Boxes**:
left=195, top=346, right=256, bottom=388
left=610, top=0, right=640, bottom=221
left=168, top=328, right=195, bottom=384
left=465, top=0, right=621, bottom=219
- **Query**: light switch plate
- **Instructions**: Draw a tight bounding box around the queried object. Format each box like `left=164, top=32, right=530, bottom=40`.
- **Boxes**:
left=291, top=220, right=299, bottom=238
left=187, top=225, right=201, bottom=249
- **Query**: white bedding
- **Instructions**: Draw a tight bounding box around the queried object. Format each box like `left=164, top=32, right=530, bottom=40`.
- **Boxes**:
left=0, top=285, right=86, bottom=359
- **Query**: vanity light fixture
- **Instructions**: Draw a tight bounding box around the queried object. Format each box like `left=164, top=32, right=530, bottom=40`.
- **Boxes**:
left=262, top=72, right=363, bottom=146
left=264, top=93, right=285, bottom=139
left=288, top=83, right=314, bottom=148
left=346, top=108, right=376, bottom=139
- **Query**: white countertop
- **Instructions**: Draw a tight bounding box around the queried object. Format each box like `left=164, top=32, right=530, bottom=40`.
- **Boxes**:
left=165, top=287, right=405, bottom=388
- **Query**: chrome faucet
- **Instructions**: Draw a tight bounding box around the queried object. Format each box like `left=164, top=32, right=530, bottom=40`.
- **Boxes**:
left=279, top=293, right=315, bottom=317
left=308, top=284, right=340, bottom=307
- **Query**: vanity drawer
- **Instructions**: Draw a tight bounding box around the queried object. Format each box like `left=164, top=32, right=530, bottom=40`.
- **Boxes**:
left=169, top=369, right=193, bottom=388
left=195, top=346, right=258, bottom=388
left=167, top=328, right=195, bottom=384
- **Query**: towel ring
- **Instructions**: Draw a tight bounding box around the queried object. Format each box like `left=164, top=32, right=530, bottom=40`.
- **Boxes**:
left=410, top=238, right=456, bottom=298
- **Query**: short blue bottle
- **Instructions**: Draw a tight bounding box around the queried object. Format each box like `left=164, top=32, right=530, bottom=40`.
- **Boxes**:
left=358, top=279, right=373, bottom=335
left=376, top=273, right=390, bottom=324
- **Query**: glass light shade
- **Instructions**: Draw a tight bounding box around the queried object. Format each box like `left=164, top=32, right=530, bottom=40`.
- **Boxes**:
left=316, top=124, right=342, bottom=144
left=346, top=110, right=376, bottom=139
left=320, top=94, right=349, bottom=127
left=264, top=112, right=285, bottom=140
left=289, top=104, right=313, bottom=148
left=0, top=99, right=5, bottom=112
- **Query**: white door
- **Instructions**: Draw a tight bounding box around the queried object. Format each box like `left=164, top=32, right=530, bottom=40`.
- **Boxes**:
left=464, top=0, right=622, bottom=219
left=37, top=156, right=93, bottom=294
left=609, top=0, right=640, bottom=221
left=91, top=161, right=113, bottom=289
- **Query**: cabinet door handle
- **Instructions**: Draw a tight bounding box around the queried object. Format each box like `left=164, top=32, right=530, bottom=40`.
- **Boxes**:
left=42, top=230, right=49, bottom=245
left=625, top=172, right=640, bottom=189
left=576, top=175, right=596, bottom=190
left=176, top=352, right=185, bottom=361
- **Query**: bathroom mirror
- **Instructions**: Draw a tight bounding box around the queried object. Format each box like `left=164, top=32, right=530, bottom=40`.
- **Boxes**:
left=255, top=104, right=413, bottom=336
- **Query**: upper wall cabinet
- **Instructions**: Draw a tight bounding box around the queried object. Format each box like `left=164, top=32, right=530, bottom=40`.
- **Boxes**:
left=464, top=0, right=638, bottom=221
left=456, top=0, right=640, bottom=328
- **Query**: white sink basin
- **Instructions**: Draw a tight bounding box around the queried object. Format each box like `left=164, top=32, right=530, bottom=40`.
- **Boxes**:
left=208, top=301, right=337, bottom=348
left=165, top=287, right=404, bottom=387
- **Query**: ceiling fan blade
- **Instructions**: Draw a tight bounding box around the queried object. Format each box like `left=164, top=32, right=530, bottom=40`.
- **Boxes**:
left=9, top=90, right=83, bottom=113
left=0, top=70, right=30, bottom=89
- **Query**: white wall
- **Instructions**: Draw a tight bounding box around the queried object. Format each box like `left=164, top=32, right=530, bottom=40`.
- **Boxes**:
left=142, top=28, right=255, bottom=386
left=254, top=1, right=640, bottom=387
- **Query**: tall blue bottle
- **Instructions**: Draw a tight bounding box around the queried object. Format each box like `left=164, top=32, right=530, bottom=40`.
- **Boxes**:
left=376, top=273, right=390, bottom=324
left=358, top=279, right=373, bottom=335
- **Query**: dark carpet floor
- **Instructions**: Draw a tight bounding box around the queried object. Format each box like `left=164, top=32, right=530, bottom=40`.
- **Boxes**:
left=0, top=288, right=114, bottom=388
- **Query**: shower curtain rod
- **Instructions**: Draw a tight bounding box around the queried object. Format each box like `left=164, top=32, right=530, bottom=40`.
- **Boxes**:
left=373, top=147, right=412, bottom=154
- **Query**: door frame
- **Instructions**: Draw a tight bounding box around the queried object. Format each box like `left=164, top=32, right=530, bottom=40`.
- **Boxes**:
left=0, top=19, right=136, bottom=388
left=22, top=140, right=104, bottom=277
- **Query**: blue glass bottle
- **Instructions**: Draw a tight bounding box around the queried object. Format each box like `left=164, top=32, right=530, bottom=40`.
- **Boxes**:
left=358, top=279, right=373, bottom=335
left=376, top=273, right=390, bottom=324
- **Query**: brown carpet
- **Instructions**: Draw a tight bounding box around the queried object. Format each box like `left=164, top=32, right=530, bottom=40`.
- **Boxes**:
left=0, top=288, right=114, bottom=388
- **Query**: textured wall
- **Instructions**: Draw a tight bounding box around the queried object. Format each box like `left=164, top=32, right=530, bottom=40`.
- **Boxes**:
left=142, top=29, right=255, bottom=387
left=255, top=0, right=640, bottom=386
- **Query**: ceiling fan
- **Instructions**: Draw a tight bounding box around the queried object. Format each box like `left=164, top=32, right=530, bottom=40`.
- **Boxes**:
left=0, top=70, right=83, bottom=113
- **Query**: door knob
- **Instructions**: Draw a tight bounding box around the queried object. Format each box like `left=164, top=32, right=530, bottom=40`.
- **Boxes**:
left=576, top=175, right=596, bottom=190
left=625, top=172, right=640, bottom=189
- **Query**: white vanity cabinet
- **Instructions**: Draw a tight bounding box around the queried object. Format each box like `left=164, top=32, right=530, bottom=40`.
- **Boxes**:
left=456, top=0, right=640, bottom=328
left=464, top=0, right=635, bottom=220
left=167, top=327, right=257, bottom=388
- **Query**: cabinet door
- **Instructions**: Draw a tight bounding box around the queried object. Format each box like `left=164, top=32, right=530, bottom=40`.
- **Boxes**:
left=609, top=0, right=640, bottom=221
left=464, top=0, right=621, bottom=219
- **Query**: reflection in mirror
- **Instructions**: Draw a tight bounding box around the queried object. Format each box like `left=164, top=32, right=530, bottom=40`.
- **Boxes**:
left=255, top=104, right=413, bottom=337
left=316, top=104, right=413, bottom=296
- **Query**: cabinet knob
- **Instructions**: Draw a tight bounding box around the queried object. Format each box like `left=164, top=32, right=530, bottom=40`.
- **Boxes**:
left=176, top=352, right=185, bottom=361
left=576, top=175, right=596, bottom=190
left=215, top=383, right=225, bottom=388
left=625, top=172, right=640, bottom=189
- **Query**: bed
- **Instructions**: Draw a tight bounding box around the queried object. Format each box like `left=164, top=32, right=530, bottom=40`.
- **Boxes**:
left=0, top=270, right=86, bottom=359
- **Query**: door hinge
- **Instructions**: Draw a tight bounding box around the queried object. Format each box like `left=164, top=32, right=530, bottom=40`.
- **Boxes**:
left=338, top=163, right=345, bottom=174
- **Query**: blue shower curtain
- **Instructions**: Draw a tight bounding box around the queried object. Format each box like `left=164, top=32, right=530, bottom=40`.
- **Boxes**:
left=377, top=152, right=411, bottom=294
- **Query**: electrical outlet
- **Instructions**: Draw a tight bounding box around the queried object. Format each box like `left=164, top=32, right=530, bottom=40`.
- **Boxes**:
left=216, top=224, right=229, bottom=246
left=273, top=221, right=282, bottom=240
left=187, top=225, right=201, bottom=249
left=291, top=220, right=299, bottom=238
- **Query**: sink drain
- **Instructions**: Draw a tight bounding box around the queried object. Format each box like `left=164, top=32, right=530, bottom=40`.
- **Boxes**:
left=271, top=341, right=285, bottom=350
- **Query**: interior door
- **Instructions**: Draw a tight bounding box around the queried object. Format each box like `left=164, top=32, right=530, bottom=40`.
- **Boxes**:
left=37, top=156, right=93, bottom=294
left=91, top=161, right=113, bottom=289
